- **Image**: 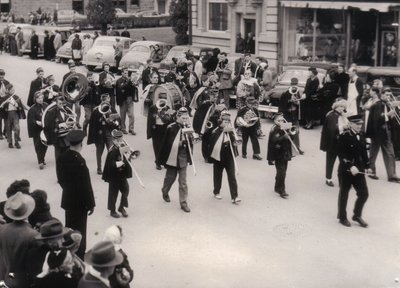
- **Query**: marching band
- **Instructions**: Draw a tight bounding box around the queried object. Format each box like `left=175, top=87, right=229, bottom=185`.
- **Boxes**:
left=0, top=53, right=399, bottom=230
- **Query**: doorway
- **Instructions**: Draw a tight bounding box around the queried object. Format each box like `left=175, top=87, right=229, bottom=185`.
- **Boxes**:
left=243, top=19, right=256, bottom=54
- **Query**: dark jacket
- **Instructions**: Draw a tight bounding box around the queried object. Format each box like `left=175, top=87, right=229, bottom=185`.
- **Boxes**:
left=87, top=106, right=120, bottom=145
left=33, top=272, right=80, bottom=288
left=157, top=122, right=193, bottom=167
left=115, top=76, right=138, bottom=106
left=43, top=105, right=69, bottom=147
left=71, top=37, right=82, bottom=50
left=27, top=102, right=48, bottom=138
left=28, top=202, right=53, bottom=229
left=267, top=125, right=293, bottom=162
left=146, top=104, right=172, bottom=140
left=278, top=90, right=301, bottom=123
left=320, top=110, right=341, bottom=152
left=57, top=149, right=95, bottom=211
left=304, top=77, right=319, bottom=100
left=336, top=72, right=350, bottom=97
left=109, top=249, right=134, bottom=288
left=78, top=272, right=109, bottom=288
left=366, top=100, right=393, bottom=141
left=80, top=81, right=100, bottom=107
left=234, top=58, right=257, bottom=78
left=141, top=67, right=160, bottom=89
left=28, top=77, right=43, bottom=106
left=337, top=129, right=370, bottom=174
left=102, top=145, right=133, bottom=183
left=206, top=126, right=239, bottom=163
left=42, top=84, right=60, bottom=104
left=193, top=101, right=213, bottom=134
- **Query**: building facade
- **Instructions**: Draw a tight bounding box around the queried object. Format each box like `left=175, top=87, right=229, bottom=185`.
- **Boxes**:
left=191, top=0, right=279, bottom=67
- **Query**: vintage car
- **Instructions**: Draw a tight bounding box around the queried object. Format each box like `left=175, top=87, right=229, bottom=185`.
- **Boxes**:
left=366, top=67, right=400, bottom=96
left=119, top=41, right=172, bottom=72
left=258, top=63, right=333, bottom=118
left=57, top=10, right=87, bottom=25
left=22, top=25, right=72, bottom=57
left=115, top=8, right=133, bottom=19
left=82, top=36, right=134, bottom=70
left=56, top=32, right=95, bottom=63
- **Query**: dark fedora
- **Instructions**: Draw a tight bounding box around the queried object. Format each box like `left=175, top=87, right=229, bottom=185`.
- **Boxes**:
left=4, top=192, right=35, bottom=221
left=85, top=241, right=123, bottom=267
left=36, top=219, right=69, bottom=240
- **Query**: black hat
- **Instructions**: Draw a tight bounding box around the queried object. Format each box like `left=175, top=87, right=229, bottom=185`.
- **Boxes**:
left=347, top=114, right=364, bottom=124
left=290, top=78, right=299, bottom=86
left=65, top=130, right=85, bottom=145
left=36, top=219, right=69, bottom=240
left=85, top=241, right=123, bottom=267
left=111, top=129, right=123, bottom=138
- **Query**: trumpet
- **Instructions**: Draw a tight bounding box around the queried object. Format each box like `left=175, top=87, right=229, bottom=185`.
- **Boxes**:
left=117, top=138, right=145, bottom=188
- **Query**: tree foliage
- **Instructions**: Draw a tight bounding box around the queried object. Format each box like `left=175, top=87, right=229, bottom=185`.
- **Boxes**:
left=86, top=0, right=116, bottom=32
left=169, top=0, right=189, bottom=45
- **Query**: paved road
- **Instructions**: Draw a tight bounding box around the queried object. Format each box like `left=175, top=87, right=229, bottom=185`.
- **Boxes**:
left=1, top=54, right=400, bottom=288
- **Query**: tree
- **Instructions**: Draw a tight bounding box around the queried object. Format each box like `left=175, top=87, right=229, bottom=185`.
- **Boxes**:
left=169, top=0, right=189, bottom=45
left=86, top=0, right=116, bottom=34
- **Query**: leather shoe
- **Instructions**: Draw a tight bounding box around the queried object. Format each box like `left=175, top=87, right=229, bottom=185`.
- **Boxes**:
left=8, top=143, right=13, bottom=148
left=214, top=193, right=222, bottom=200
left=299, top=149, right=304, bottom=155
left=97, top=169, right=102, bottom=175
left=231, top=197, right=242, bottom=204
left=122, top=130, right=128, bottom=135
left=388, top=177, right=400, bottom=183
left=280, top=192, right=289, bottom=199
left=110, top=211, right=120, bottom=218
left=368, top=174, right=379, bottom=180
left=242, top=154, right=247, bottom=159
left=156, top=164, right=162, bottom=170
left=162, top=194, right=170, bottom=203
left=129, top=130, right=136, bottom=135
left=15, top=142, right=21, bottom=149
left=118, top=207, right=128, bottom=217
left=352, top=216, right=368, bottom=228
left=180, top=202, right=191, bottom=213
left=252, top=154, right=262, bottom=160
left=39, top=163, right=44, bottom=170
left=339, top=219, right=351, bottom=227
left=325, top=180, right=334, bottom=187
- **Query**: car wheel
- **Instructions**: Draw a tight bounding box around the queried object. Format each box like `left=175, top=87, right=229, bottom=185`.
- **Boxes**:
left=87, top=65, right=96, bottom=71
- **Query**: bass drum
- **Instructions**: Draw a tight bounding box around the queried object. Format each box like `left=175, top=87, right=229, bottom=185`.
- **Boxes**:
left=152, top=83, right=183, bottom=110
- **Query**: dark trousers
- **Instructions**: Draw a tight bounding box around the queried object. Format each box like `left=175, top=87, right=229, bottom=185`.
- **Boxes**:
left=108, top=178, right=129, bottom=212
left=337, top=173, right=369, bottom=220
left=369, top=137, right=397, bottom=179
left=6, top=111, right=20, bottom=144
left=65, top=209, right=88, bottom=259
left=96, top=136, right=113, bottom=171
left=213, top=157, right=238, bottom=200
left=325, top=151, right=337, bottom=180
left=55, top=145, right=68, bottom=182
left=152, top=125, right=166, bottom=162
left=33, top=136, right=47, bottom=164
left=274, top=159, right=288, bottom=193
left=161, top=166, right=188, bottom=203
left=241, top=126, right=260, bottom=155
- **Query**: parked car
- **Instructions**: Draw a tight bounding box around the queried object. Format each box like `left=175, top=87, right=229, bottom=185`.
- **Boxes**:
left=366, top=67, right=400, bottom=96
left=57, top=10, right=87, bottom=25
left=258, top=63, right=332, bottom=118
left=82, top=36, right=134, bottom=70
left=115, top=8, right=132, bottom=19
left=56, top=32, right=95, bottom=63
left=23, top=25, right=72, bottom=57
left=119, top=41, right=172, bottom=72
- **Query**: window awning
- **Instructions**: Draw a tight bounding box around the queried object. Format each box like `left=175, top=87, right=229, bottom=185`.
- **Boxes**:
left=280, top=1, right=400, bottom=12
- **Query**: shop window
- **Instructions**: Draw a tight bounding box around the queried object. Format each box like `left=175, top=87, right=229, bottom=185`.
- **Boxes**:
left=284, top=8, right=346, bottom=64
left=208, top=2, right=228, bottom=31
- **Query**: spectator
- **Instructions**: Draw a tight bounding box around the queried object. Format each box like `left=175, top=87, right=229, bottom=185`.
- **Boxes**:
left=0, top=179, right=30, bottom=223
left=53, top=30, right=62, bottom=54
left=150, top=44, right=163, bottom=63
left=235, top=33, right=245, bottom=53
left=244, top=32, right=255, bottom=54
left=43, top=30, right=52, bottom=60
left=15, top=26, right=24, bottom=57
left=30, top=30, right=39, bottom=59
left=29, top=189, right=53, bottom=229
left=82, top=34, right=93, bottom=57
left=120, top=27, right=130, bottom=38
left=71, top=34, right=82, bottom=66
left=113, top=38, right=123, bottom=69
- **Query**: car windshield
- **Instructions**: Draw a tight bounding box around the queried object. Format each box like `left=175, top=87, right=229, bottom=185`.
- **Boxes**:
left=130, top=45, right=150, bottom=53
left=94, top=40, right=115, bottom=47
left=279, top=69, right=310, bottom=86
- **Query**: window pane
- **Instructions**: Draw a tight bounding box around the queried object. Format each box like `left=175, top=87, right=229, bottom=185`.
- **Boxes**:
left=209, top=3, right=227, bottom=31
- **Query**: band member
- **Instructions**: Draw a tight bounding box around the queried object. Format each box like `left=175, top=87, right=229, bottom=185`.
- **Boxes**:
left=236, top=69, right=260, bottom=110
left=88, top=93, right=121, bottom=175
left=366, top=88, right=400, bottom=183
left=41, top=75, right=60, bottom=104
left=206, top=112, right=241, bottom=204
left=278, top=77, right=304, bottom=154
left=61, top=62, right=81, bottom=128
left=102, top=130, right=134, bottom=218
left=116, top=66, right=139, bottom=135
left=318, top=71, right=340, bottom=124
left=57, top=130, right=95, bottom=258
left=190, top=74, right=219, bottom=112
left=99, top=61, right=116, bottom=108
left=80, top=72, right=100, bottom=133
left=27, top=67, right=45, bottom=107
left=320, top=99, right=348, bottom=187
left=267, top=113, right=295, bottom=199
left=141, top=58, right=161, bottom=90
left=147, top=93, right=175, bottom=170
left=303, top=67, right=320, bottom=129
left=142, top=71, right=161, bottom=116
left=43, top=96, right=73, bottom=181
left=337, top=115, right=370, bottom=227
left=157, top=107, right=194, bottom=213
left=27, top=91, right=48, bottom=169
left=0, top=69, right=10, bottom=139
left=235, top=96, right=262, bottom=160
left=0, top=84, right=27, bottom=149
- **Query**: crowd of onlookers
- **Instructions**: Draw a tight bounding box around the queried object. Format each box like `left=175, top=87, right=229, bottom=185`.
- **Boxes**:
left=0, top=179, right=134, bottom=288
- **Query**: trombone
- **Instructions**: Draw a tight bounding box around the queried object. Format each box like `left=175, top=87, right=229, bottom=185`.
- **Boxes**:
left=117, top=138, right=145, bottom=188
left=182, top=121, right=197, bottom=176
left=280, top=117, right=300, bottom=155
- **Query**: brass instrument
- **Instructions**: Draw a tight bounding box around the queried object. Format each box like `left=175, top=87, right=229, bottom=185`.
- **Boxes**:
left=205, top=121, right=213, bottom=129
left=117, top=137, right=145, bottom=188
left=279, top=117, right=299, bottom=154
left=156, top=98, right=175, bottom=124
left=182, top=121, right=197, bottom=176
left=99, top=101, right=120, bottom=128
left=386, top=93, right=400, bottom=125
left=58, top=106, right=77, bottom=137
left=236, top=109, right=259, bottom=127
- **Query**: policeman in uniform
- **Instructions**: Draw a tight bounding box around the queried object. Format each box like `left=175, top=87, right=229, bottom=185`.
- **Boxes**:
left=337, top=114, right=371, bottom=227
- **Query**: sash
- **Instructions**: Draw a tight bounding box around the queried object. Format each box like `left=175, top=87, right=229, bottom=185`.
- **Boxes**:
left=210, top=132, right=224, bottom=162
left=166, top=128, right=181, bottom=167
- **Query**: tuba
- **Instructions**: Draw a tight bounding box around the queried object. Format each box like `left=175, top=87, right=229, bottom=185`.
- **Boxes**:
left=156, top=98, right=174, bottom=123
